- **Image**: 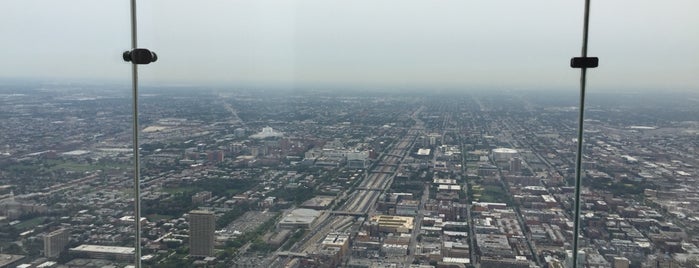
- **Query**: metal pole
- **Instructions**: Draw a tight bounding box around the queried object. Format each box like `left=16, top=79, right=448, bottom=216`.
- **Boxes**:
left=572, top=0, right=592, bottom=267
left=128, top=0, right=141, bottom=266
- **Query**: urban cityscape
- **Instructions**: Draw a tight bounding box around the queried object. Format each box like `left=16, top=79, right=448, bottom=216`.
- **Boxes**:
left=0, top=84, right=697, bottom=268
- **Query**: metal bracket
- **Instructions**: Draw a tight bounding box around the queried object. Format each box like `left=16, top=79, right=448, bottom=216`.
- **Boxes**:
left=570, top=57, right=598, bottom=68
left=123, top=48, right=158, bottom=64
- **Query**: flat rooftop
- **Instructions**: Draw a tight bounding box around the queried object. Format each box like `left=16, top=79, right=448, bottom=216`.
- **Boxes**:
left=417, top=148, right=431, bottom=156
left=0, top=254, right=24, bottom=268
left=280, top=208, right=320, bottom=224
left=70, top=245, right=135, bottom=255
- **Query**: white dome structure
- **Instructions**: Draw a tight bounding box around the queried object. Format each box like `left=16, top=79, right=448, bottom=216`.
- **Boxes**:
left=491, top=148, right=518, bottom=162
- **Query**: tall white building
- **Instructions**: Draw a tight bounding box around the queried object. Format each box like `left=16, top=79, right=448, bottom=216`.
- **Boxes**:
left=44, top=228, right=70, bottom=258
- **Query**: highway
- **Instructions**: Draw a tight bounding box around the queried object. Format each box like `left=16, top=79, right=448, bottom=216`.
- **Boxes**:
left=268, top=106, right=425, bottom=267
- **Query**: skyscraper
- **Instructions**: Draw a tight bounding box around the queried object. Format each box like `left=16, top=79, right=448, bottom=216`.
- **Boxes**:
left=189, top=210, right=215, bottom=257
left=509, top=157, right=522, bottom=173
left=44, top=228, right=70, bottom=258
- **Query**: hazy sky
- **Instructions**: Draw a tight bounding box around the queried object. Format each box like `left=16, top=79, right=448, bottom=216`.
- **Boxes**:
left=1, top=0, right=698, bottom=90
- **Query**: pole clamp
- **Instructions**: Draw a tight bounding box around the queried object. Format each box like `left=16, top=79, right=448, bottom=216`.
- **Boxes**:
left=123, top=48, right=158, bottom=64
left=570, top=57, right=598, bottom=68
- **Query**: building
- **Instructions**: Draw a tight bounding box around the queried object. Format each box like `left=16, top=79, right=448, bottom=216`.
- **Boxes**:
left=0, top=254, right=24, bottom=267
left=189, top=210, right=216, bottom=257
left=396, top=200, right=419, bottom=216
left=613, top=256, right=630, bottom=268
left=476, top=234, right=514, bottom=258
left=347, top=151, right=370, bottom=169
left=207, top=151, right=224, bottom=163
left=69, top=245, right=134, bottom=261
left=491, top=148, right=518, bottom=162
left=477, top=164, right=499, bottom=177
left=565, top=250, right=586, bottom=268
left=416, top=148, right=431, bottom=157
left=382, top=243, right=408, bottom=257
left=651, top=256, right=681, bottom=268
left=321, top=232, right=350, bottom=259
left=278, top=208, right=321, bottom=229
left=233, top=127, right=246, bottom=138
left=370, top=215, right=414, bottom=233
left=427, top=133, right=440, bottom=146
left=250, top=126, right=283, bottom=139
left=509, top=157, right=522, bottom=173
left=0, top=192, right=48, bottom=220
left=192, top=191, right=212, bottom=205
left=267, top=229, right=292, bottom=248
left=480, top=256, right=528, bottom=268
left=44, top=228, right=70, bottom=258
left=301, top=196, right=335, bottom=210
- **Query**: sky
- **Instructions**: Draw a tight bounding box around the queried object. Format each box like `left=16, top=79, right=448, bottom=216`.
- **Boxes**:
left=1, top=0, right=698, bottom=91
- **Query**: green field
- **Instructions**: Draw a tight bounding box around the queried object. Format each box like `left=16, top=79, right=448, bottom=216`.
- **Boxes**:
left=15, top=216, right=47, bottom=230
left=471, top=184, right=510, bottom=204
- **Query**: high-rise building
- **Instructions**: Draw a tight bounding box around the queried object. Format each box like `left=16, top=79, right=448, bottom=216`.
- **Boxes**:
left=427, top=133, right=440, bottom=146
left=189, top=210, right=216, bottom=257
left=44, top=228, right=70, bottom=258
left=509, top=157, right=522, bottom=173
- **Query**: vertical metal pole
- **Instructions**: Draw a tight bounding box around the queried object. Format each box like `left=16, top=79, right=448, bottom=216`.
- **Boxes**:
left=572, top=0, right=592, bottom=267
left=128, top=0, right=142, bottom=267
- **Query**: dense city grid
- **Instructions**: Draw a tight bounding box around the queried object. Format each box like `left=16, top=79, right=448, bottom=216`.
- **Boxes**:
left=0, top=84, right=698, bottom=267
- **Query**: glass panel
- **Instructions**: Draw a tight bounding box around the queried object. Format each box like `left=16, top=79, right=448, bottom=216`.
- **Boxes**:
left=0, top=0, right=133, bottom=266
left=137, top=2, right=298, bottom=266
left=137, top=1, right=584, bottom=267
left=579, top=1, right=699, bottom=268
left=13, top=0, right=686, bottom=267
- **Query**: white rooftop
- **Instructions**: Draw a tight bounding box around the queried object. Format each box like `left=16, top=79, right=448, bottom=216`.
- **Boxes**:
left=280, top=208, right=320, bottom=224
left=417, top=148, right=431, bottom=156
left=70, top=244, right=135, bottom=254
left=250, top=126, right=283, bottom=139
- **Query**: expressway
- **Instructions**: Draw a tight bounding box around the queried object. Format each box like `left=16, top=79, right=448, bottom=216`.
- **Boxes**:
left=268, top=106, right=425, bottom=266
